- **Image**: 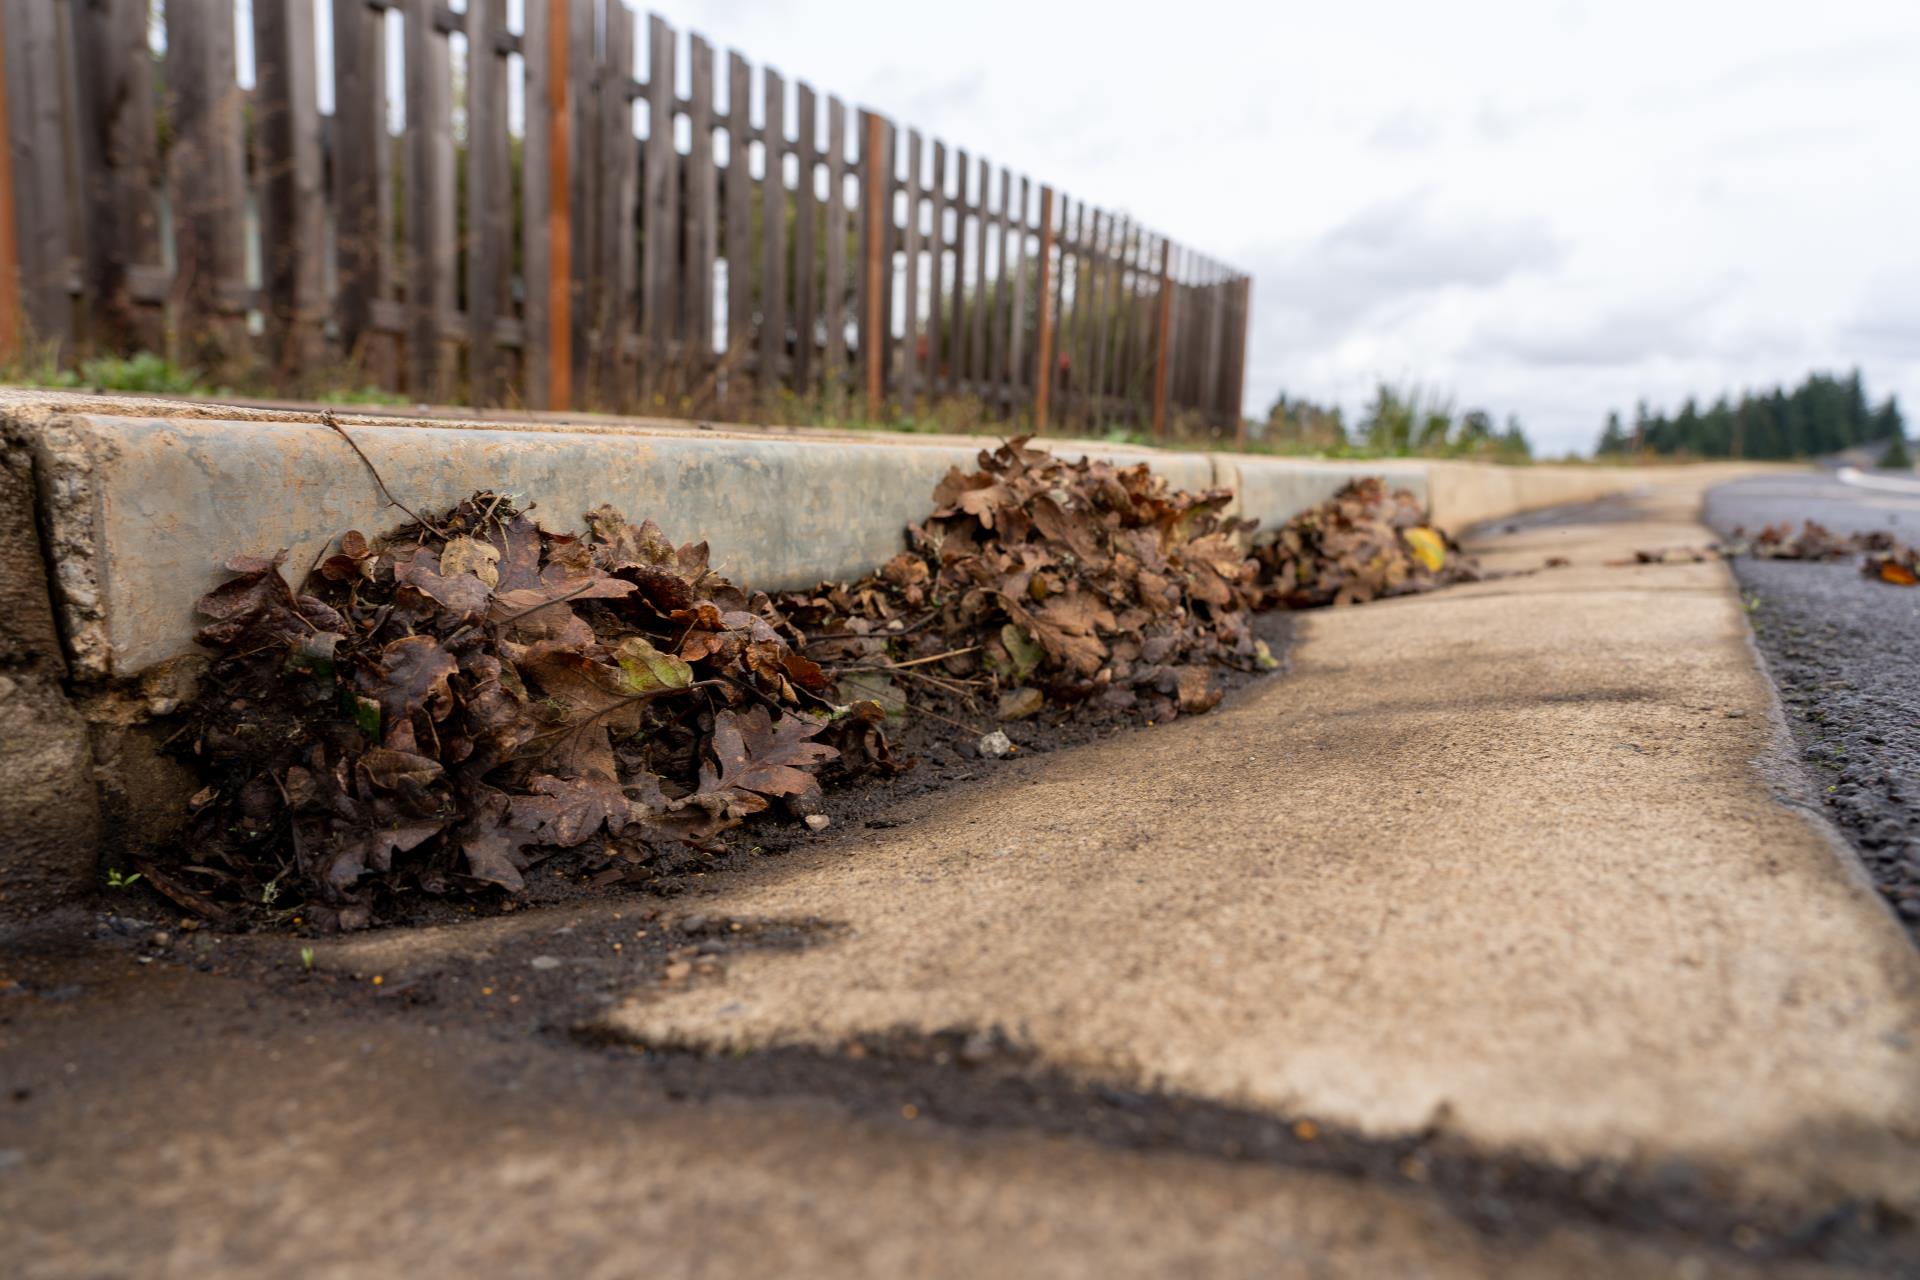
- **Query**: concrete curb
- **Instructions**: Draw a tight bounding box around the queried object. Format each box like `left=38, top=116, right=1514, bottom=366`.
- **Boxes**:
left=0, top=388, right=1663, bottom=684
left=0, top=393, right=1425, bottom=681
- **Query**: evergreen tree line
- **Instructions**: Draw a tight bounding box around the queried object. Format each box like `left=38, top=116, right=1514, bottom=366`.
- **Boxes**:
left=1595, top=370, right=1906, bottom=460
left=1263, top=384, right=1532, bottom=461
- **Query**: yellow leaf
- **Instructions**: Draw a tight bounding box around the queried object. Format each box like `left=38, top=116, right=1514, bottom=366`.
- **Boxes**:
left=1404, top=527, right=1447, bottom=573
left=612, top=636, right=694, bottom=694
left=439, top=535, right=501, bottom=589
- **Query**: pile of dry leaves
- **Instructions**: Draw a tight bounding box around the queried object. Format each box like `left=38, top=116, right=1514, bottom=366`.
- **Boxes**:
left=1255, top=476, right=1478, bottom=607
left=163, top=442, right=1471, bottom=928
left=777, top=437, right=1270, bottom=725
left=173, top=493, right=857, bottom=929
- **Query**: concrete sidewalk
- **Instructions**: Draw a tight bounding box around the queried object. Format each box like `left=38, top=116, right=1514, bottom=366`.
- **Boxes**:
left=6, top=470, right=1912, bottom=1276
left=587, top=471, right=1920, bottom=1207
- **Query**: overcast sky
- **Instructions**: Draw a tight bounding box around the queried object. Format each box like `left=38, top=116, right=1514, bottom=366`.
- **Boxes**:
left=637, top=0, right=1920, bottom=455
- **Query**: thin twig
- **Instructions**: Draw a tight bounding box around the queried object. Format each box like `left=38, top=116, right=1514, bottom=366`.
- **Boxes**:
left=873, top=645, right=980, bottom=669
left=890, top=666, right=986, bottom=697
left=320, top=409, right=449, bottom=538
left=838, top=663, right=983, bottom=697
left=476, top=489, right=511, bottom=528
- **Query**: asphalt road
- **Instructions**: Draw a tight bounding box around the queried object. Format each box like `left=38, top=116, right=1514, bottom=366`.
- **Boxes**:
left=1704, top=468, right=1920, bottom=933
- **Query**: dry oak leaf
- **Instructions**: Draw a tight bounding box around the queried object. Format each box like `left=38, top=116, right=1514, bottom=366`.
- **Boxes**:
left=509, top=773, right=637, bottom=847
left=365, top=635, right=460, bottom=728
left=704, top=707, right=839, bottom=801
left=932, top=468, right=1015, bottom=529
left=195, top=553, right=329, bottom=649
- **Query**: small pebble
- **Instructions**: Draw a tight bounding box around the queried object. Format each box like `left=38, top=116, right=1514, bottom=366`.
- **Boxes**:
left=529, top=955, right=561, bottom=971
left=804, top=814, right=831, bottom=832
left=978, top=730, right=1014, bottom=759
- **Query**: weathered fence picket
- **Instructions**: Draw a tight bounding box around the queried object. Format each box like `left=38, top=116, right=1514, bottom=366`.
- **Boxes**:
left=0, top=0, right=1249, bottom=436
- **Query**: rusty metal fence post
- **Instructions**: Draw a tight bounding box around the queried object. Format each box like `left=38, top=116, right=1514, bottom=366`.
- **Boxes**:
left=1151, top=238, right=1173, bottom=439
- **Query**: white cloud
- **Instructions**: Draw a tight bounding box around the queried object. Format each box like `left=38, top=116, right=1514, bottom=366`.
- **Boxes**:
left=646, top=0, right=1920, bottom=453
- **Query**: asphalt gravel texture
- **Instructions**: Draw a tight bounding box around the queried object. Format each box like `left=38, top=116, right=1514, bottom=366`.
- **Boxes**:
left=1704, top=469, right=1920, bottom=936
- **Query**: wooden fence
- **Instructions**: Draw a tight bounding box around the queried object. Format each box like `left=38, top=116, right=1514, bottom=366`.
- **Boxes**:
left=0, top=0, right=1252, bottom=435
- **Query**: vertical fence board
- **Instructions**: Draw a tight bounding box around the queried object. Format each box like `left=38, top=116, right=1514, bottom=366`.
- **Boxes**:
left=1151, top=238, right=1172, bottom=438
left=1030, top=186, right=1054, bottom=430
left=1124, top=226, right=1147, bottom=408
left=968, top=156, right=989, bottom=392
left=598, top=2, right=636, bottom=405
left=1007, top=175, right=1028, bottom=406
left=546, top=0, right=575, bottom=409
left=995, top=168, right=1018, bottom=405
left=565, top=0, right=596, bottom=397
left=402, top=0, right=453, bottom=399
left=5, top=0, right=72, bottom=349
left=1113, top=216, right=1121, bottom=404
left=1111, top=217, right=1132, bottom=406
left=859, top=110, right=885, bottom=417
left=331, top=0, right=385, bottom=366
left=686, top=34, right=717, bottom=391
left=641, top=12, right=672, bottom=391
left=946, top=149, right=969, bottom=394
left=1232, top=276, right=1250, bottom=440
left=1090, top=211, right=1114, bottom=419
left=759, top=67, right=786, bottom=394
left=790, top=84, right=817, bottom=391
left=0, top=0, right=18, bottom=361
left=899, top=129, right=921, bottom=409
left=1203, top=263, right=1224, bottom=423
left=822, top=96, right=847, bottom=408
left=880, top=124, right=896, bottom=366
left=254, top=0, right=326, bottom=379
left=724, top=52, right=751, bottom=382
left=463, top=0, right=509, bottom=403
left=924, top=142, right=946, bottom=396
left=73, top=0, right=159, bottom=352
left=998, top=172, right=1029, bottom=404
left=1061, top=199, right=1083, bottom=423
left=642, top=12, right=677, bottom=394
left=1051, top=197, right=1071, bottom=422
left=165, top=0, right=247, bottom=369
left=523, top=0, right=552, bottom=405
left=792, top=82, right=817, bottom=393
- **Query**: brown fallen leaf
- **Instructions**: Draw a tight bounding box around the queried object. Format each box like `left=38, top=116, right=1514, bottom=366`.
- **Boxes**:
left=704, top=707, right=839, bottom=802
